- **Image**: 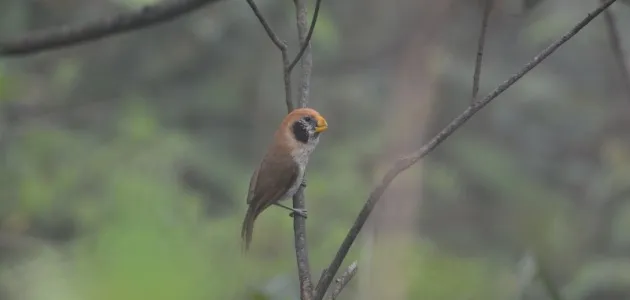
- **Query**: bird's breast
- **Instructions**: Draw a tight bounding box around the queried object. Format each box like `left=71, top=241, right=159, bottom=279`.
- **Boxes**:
left=283, top=164, right=305, bottom=200
left=282, top=136, right=318, bottom=200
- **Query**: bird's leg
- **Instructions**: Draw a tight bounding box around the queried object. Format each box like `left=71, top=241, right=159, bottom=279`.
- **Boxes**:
left=273, top=203, right=308, bottom=218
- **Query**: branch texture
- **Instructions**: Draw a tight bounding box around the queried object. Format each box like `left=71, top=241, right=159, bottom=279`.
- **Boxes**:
left=0, top=0, right=221, bottom=56
left=247, top=0, right=322, bottom=298
left=288, top=0, right=323, bottom=72
left=328, top=261, right=358, bottom=300
left=293, top=0, right=314, bottom=107
left=312, top=0, right=618, bottom=298
left=291, top=0, right=317, bottom=298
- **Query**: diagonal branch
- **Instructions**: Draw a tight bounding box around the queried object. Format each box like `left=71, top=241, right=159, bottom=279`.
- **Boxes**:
left=245, top=0, right=288, bottom=51
left=312, top=0, right=618, bottom=298
left=328, top=261, right=358, bottom=300
left=600, top=0, right=630, bottom=100
left=471, top=0, right=493, bottom=103
left=0, top=0, right=221, bottom=56
left=245, top=0, right=293, bottom=111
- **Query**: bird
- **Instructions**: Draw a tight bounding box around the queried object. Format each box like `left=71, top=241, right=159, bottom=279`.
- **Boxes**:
left=241, top=107, right=328, bottom=250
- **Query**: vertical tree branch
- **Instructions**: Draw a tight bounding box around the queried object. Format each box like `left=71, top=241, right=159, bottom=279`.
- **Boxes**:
left=600, top=0, right=630, bottom=100
left=247, top=0, right=322, bottom=298
left=288, top=0, right=323, bottom=73
left=312, top=1, right=617, bottom=298
left=291, top=0, right=316, bottom=298
left=471, top=0, right=493, bottom=103
left=293, top=0, right=314, bottom=107
left=292, top=186, right=313, bottom=300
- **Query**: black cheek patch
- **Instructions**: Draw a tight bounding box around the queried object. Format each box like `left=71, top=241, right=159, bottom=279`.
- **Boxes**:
left=292, top=121, right=309, bottom=144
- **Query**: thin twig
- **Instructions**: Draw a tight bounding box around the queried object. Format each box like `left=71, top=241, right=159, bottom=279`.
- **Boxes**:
left=312, top=1, right=617, bottom=298
left=328, top=261, right=358, bottom=300
left=282, top=51, right=295, bottom=112
left=471, top=0, right=493, bottom=103
left=245, top=0, right=293, bottom=111
left=600, top=0, right=630, bottom=100
left=245, top=0, right=288, bottom=51
left=288, top=0, right=323, bottom=73
left=291, top=0, right=315, bottom=298
left=0, top=0, right=220, bottom=56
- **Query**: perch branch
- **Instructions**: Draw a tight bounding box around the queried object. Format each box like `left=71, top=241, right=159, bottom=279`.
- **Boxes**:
left=291, top=0, right=316, bottom=298
left=247, top=3, right=316, bottom=299
left=471, top=0, right=493, bottom=103
left=328, top=261, right=358, bottom=300
left=312, top=1, right=618, bottom=298
left=0, top=0, right=220, bottom=56
left=600, top=0, right=630, bottom=100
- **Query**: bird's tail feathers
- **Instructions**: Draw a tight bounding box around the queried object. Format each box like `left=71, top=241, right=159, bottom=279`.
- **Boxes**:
left=241, top=205, right=258, bottom=252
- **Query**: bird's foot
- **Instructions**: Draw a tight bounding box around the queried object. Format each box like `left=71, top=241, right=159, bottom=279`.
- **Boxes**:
left=273, top=203, right=308, bottom=219
left=289, top=208, right=308, bottom=219
left=300, top=178, right=307, bottom=188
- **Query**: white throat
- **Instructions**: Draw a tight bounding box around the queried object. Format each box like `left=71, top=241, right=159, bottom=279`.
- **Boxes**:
left=291, top=136, right=319, bottom=169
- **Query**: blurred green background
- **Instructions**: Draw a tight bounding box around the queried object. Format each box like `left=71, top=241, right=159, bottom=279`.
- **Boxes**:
left=1, top=0, right=630, bottom=299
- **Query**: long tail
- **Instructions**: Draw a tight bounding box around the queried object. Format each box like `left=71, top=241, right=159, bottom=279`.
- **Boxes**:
left=241, top=204, right=259, bottom=251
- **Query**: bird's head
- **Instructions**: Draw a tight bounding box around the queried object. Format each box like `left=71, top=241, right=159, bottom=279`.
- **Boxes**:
left=279, top=108, right=328, bottom=145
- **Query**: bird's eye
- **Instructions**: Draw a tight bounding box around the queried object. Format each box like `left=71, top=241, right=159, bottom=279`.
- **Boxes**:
left=304, top=116, right=313, bottom=122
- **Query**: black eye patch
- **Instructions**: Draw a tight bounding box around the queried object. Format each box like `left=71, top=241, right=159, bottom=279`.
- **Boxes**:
left=292, top=121, right=309, bottom=143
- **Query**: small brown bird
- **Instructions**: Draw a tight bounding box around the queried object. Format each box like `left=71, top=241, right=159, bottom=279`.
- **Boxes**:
left=241, top=108, right=328, bottom=250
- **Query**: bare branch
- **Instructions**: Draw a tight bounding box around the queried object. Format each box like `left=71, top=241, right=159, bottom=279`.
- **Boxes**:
left=282, top=51, right=295, bottom=112
left=600, top=0, right=630, bottom=100
left=312, top=1, right=618, bottom=298
left=293, top=0, right=314, bottom=107
left=245, top=0, right=293, bottom=111
left=288, top=0, right=323, bottom=73
left=0, top=0, right=220, bottom=56
left=291, top=0, right=316, bottom=298
left=471, top=0, right=493, bottom=103
left=292, top=185, right=314, bottom=300
left=245, top=0, right=288, bottom=51
left=328, top=261, right=358, bottom=300
left=246, top=2, right=316, bottom=296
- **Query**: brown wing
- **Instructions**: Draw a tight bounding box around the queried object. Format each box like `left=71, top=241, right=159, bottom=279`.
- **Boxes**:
left=241, top=153, right=299, bottom=250
left=246, top=167, right=259, bottom=205
left=250, top=153, right=299, bottom=209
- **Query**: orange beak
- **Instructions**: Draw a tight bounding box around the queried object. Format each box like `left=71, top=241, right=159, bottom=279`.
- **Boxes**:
left=315, top=115, right=328, bottom=133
